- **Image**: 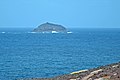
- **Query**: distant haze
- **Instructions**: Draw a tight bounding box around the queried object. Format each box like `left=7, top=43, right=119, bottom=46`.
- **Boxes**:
left=0, top=0, right=120, bottom=28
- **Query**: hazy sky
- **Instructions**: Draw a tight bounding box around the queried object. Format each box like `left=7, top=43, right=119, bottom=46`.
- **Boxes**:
left=0, top=0, right=120, bottom=28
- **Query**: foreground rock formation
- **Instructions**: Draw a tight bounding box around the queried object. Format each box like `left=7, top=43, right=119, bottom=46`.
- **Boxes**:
left=33, top=22, right=67, bottom=33
left=18, top=62, right=120, bottom=80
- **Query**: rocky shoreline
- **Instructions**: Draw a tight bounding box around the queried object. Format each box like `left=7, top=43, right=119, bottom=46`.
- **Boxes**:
left=19, top=62, right=120, bottom=80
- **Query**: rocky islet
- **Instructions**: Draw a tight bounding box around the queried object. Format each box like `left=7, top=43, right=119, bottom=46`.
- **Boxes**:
left=32, top=22, right=68, bottom=33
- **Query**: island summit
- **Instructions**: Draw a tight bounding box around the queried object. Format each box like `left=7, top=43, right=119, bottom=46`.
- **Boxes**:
left=33, top=22, right=69, bottom=33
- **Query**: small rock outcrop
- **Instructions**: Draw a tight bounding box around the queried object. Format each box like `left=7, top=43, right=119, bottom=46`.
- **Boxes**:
left=33, top=22, right=67, bottom=33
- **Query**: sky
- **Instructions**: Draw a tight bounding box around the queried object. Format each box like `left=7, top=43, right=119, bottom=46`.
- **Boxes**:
left=0, top=0, right=120, bottom=28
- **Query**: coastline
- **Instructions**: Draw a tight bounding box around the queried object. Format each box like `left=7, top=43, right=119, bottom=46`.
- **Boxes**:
left=19, top=62, right=120, bottom=80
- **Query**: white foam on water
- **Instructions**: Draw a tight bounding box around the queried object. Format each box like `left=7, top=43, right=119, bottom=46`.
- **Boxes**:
left=1, top=32, right=5, bottom=34
left=28, top=32, right=37, bottom=34
left=52, top=31, right=59, bottom=33
left=67, top=31, right=73, bottom=34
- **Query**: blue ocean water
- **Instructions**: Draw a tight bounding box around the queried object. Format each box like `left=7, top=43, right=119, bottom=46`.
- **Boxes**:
left=0, top=28, right=120, bottom=80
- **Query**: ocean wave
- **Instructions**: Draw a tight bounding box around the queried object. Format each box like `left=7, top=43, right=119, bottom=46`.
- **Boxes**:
left=27, top=32, right=37, bottom=34
left=0, top=32, right=6, bottom=34
left=67, top=31, right=73, bottom=34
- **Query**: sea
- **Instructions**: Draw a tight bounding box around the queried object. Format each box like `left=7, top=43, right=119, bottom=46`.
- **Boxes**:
left=0, top=28, right=120, bottom=80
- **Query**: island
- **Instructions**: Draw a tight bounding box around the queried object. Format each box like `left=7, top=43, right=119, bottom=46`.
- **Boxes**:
left=32, top=22, right=68, bottom=33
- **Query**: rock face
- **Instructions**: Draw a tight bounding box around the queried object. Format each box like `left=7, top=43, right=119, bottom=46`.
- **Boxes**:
left=33, top=22, right=67, bottom=33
